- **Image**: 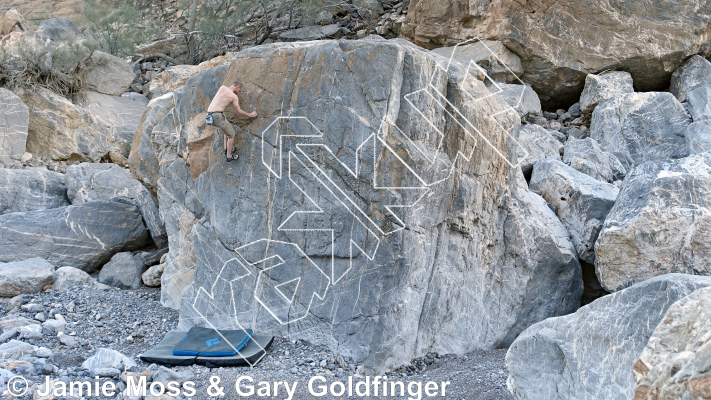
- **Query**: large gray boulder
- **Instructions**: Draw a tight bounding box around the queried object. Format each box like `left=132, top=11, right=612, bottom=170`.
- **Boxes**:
left=686, top=84, right=711, bottom=122
left=495, top=84, right=542, bottom=116
left=0, top=88, right=29, bottom=166
left=530, top=160, right=619, bottom=263
left=84, top=51, right=136, bottom=96
left=579, top=71, right=635, bottom=116
left=131, top=39, right=583, bottom=371
left=430, top=40, right=524, bottom=84
left=516, top=125, right=563, bottom=176
left=595, top=153, right=711, bottom=292
left=591, top=92, right=691, bottom=168
left=0, top=199, right=150, bottom=272
left=78, top=91, right=148, bottom=144
left=98, top=252, right=146, bottom=290
left=563, top=137, right=620, bottom=183
left=670, top=55, right=711, bottom=103
left=0, top=258, right=55, bottom=297
left=52, top=266, right=95, bottom=291
left=685, top=121, right=711, bottom=154
left=506, top=274, right=711, bottom=400
left=633, top=286, right=711, bottom=400
left=66, top=163, right=166, bottom=247
left=402, top=1, right=711, bottom=107
left=35, top=17, right=81, bottom=41
left=0, top=168, right=69, bottom=215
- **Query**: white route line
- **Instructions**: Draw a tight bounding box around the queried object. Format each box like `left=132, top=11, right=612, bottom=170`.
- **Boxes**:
left=191, top=36, right=530, bottom=341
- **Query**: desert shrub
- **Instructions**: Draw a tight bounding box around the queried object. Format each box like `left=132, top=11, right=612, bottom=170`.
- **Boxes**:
left=0, top=34, right=99, bottom=96
left=82, top=0, right=154, bottom=57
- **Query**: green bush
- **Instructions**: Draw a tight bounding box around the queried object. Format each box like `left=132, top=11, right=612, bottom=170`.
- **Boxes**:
left=82, top=0, right=153, bottom=57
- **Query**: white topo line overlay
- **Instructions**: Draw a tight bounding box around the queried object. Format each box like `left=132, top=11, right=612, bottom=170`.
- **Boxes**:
left=191, top=37, right=529, bottom=343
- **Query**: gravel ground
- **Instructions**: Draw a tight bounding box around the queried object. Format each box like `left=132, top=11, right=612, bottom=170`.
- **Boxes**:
left=0, top=285, right=512, bottom=400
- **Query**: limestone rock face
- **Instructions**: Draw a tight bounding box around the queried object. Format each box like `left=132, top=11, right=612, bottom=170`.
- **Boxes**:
left=22, top=88, right=146, bottom=162
left=591, top=92, right=691, bottom=169
left=84, top=51, right=136, bottom=96
left=79, top=91, right=148, bottom=144
left=0, top=199, right=150, bottom=272
left=130, top=39, right=583, bottom=371
left=579, top=72, right=635, bottom=116
left=0, top=168, right=69, bottom=215
left=147, top=54, right=236, bottom=99
left=52, top=266, right=95, bottom=291
left=595, top=153, right=711, bottom=292
left=633, top=286, right=711, bottom=400
left=0, top=88, right=29, bottom=165
left=98, top=252, right=146, bottom=290
left=685, top=121, right=711, bottom=154
left=506, top=274, right=711, bottom=400
left=496, top=84, right=541, bottom=117
left=670, top=55, right=711, bottom=104
left=430, top=40, right=523, bottom=83
left=35, top=17, right=80, bottom=41
left=686, top=85, right=711, bottom=122
left=402, top=0, right=711, bottom=107
left=22, top=88, right=113, bottom=162
left=65, top=163, right=166, bottom=248
left=563, top=137, right=620, bottom=183
left=530, top=159, right=619, bottom=263
left=0, top=258, right=55, bottom=297
left=516, top=125, right=563, bottom=176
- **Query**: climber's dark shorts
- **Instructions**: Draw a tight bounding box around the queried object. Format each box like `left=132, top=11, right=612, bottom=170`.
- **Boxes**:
left=208, top=112, right=237, bottom=139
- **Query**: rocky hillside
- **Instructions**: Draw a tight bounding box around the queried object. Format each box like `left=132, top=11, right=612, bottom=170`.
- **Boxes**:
left=0, top=1, right=710, bottom=399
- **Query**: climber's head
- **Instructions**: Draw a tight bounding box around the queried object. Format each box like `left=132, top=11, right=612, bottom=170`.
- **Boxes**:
left=229, top=81, right=243, bottom=94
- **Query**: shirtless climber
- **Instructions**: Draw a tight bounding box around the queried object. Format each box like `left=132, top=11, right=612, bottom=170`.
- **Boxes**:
left=206, top=81, right=257, bottom=162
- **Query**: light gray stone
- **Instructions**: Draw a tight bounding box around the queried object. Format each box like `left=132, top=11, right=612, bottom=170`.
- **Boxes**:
left=134, top=39, right=583, bottom=372
left=41, top=318, right=65, bottom=335
left=278, top=24, right=341, bottom=42
left=563, top=137, right=617, bottom=183
left=530, top=160, right=619, bottom=263
left=141, top=264, right=164, bottom=287
left=633, top=286, right=711, bottom=400
left=18, top=324, right=42, bottom=340
left=0, top=258, right=55, bottom=297
left=595, top=153, right=711, bottom=292
left=0, top=316, right=33, bottom=332
left=0, top=200, right=150, bottom=273
left=52, top=267, right=95, bottom=291
left=152, top=366, right=194, bottom=384
left=670, top=55, right=711, bottom=103
left=0, top=168, right=69, bottom=215
left=35, top=17, right=80, bottom=41
left=606, top=152, right=628, bottom=181
left=66, top=163, right=166, bottom=247
left=516, top=125, right=563, bottom=176
left=98, top=253, right=146, bottom=290
left=0, top=340, right=33, bottom=359
left=431, top=40, right=524, bottom=83
left=494, top=84, right=542, bottom=116
left=82, top=348, right=136, bottom=375
left=685, top=121, right=711, bottom=154
left=686, top=84, right=711, bottom=122
left=506, top=274, right=711, bottom=400
left=591, top=92, right=692, bottom=169
left=84, top=51, right=136, bottom=96
left=0, top=88, right=29, bottom=165
left=79, top=91, right=148, bottom=145
left=579, top=71, right=634, bottom=116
